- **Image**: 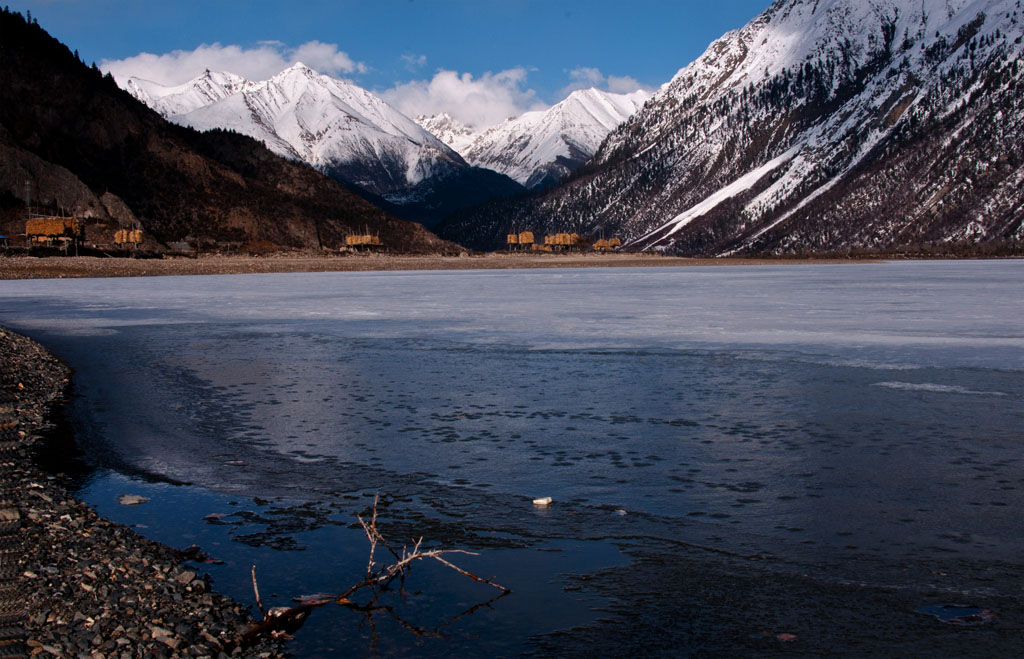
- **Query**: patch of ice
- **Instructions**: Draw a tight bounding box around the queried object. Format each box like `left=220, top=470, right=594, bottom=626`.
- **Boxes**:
left=872, top=382, right=1006, bottom=395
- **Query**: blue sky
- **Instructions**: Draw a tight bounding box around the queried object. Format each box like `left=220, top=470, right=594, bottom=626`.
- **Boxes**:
left=10, top=0, right=772, bottom=126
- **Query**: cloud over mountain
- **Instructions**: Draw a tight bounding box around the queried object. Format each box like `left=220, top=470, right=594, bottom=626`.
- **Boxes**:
left=380, top=68, right=547, bottom=130
left=101, top=40, right=366, bottom=86
left=561, top=67, right=654, bottom=96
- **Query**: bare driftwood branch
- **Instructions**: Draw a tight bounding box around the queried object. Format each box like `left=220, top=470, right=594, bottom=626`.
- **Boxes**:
left=242, top=601, right=326, bottom=643
left=251, top=565, right=266, bottom=617
left=242, top=494, right=511, bottom=648
left=358, top=493, right=380, bottom=580
left=431, top=553, right=510, bottom=592
left=245, top=565, right=328, bottom=643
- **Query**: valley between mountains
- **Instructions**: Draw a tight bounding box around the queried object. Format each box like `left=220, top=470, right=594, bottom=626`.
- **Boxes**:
left=2, top=0, right=1023, bottom=257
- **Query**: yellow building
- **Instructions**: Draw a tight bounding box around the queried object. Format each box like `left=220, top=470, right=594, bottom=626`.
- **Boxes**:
left=26, top=216, right=81, bottom=248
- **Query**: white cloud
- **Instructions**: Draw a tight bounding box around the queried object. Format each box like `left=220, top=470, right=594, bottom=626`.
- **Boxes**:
left=291, top=41, right=367, bottom=75
left=101, top=41, right=366, bottom=86
left=561, top=67, right=654, bottom=97
left=400, top=53, right=428, bottom=71
left=567, top=66, right=604, bottom=88
left=606, top=74, right=651, bottom=94
left=379, top=68, right=547, bottom=129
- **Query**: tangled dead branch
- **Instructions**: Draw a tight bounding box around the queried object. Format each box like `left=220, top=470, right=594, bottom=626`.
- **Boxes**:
left=243, top=494, right=510, bottom=645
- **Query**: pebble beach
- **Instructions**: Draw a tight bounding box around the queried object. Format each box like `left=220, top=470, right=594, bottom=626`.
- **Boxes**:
left=0, top=326, right=283, bottom=657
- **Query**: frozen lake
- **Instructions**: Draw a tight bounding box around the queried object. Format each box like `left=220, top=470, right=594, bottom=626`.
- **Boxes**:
left=2, top=260, right=1022, bottom=655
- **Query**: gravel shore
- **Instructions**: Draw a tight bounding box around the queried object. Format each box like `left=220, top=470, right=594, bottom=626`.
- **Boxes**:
left=0, top=326, right=283, bottom=657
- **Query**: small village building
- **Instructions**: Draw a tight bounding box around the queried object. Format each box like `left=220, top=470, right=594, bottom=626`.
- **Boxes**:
left=592, top=237, right=621, bottom=252
left=114, top=228, right=144, bottom=247
left=544, top=232, right=583, bottom=251
left=25, top=216, right=82, bottom=252
left=345, top=234, right=383, bottom=250
left=507, top=231, right=535, bottom=250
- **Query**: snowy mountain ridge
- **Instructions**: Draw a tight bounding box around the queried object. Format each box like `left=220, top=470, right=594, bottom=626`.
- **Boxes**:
left=126, top=70, right=249, bottom=117
left=615, top=0, right=1024, bottom=252
left=440, top=0, right=1024, bottom=255
left=127, top=64, right=648, bottom=221
left=415, top=113, right=480, bottom=155
left=126, top=63, right=465, bottom=196
left=418, top=88, right=649, bottom=188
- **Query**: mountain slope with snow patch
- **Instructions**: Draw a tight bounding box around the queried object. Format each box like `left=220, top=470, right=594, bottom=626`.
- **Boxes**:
left=440, top=0, right=1024, bottom=255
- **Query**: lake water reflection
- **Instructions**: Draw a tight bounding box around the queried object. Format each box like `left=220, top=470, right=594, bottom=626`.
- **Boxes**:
left=2, top=260, right=1021, bottom=655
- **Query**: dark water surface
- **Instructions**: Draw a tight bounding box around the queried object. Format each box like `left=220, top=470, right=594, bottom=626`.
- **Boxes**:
left=1, top=261, right=1022, bottom=656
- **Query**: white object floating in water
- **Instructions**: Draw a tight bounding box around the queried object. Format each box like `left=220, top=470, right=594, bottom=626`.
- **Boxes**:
left=532, top=497, right=553, bottom=507
left=614, top=509, right=627, bottom=516
left=118, top=494, right=149, bottom=506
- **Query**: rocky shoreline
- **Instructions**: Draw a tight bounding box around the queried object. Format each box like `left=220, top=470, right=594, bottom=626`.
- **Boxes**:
left=0, top=326, right=283, bottom=657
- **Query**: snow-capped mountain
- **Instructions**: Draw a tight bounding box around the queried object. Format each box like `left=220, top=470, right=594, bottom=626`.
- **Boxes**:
left=126, top=70, right=248, bottom=117
left=440, top=0, right=1024, bottom=255
left=416, top=113, right=480, bottom=155
left=0, top=9, right=455, bottom=254
left=127, top=63, right=466, bottom=196
left=419, top=88, right=649, bottom=189
left=126, top=63, right=525, bottom=227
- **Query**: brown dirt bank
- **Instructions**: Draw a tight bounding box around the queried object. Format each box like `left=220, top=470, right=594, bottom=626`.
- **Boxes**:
left=0, top=252, right=872, bottom=280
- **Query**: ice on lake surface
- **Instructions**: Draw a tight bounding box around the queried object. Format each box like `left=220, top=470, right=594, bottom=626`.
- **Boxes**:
left=2, top=260, right=1022, bottom=655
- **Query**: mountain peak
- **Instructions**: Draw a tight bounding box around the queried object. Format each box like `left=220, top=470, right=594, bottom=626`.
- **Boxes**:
left=415, top=113, right=479, bottom=154
left=443, top=0, right=1024, bottom=255
left=0, top=6, right=455, bottom=254
left=444, top=87, right=649, bottom=188
left=125, top=63, right=467, bottom=197
left=417, top=111, right=459, bottom=125
left=565, top=87, right=607, bottom=100
left=279, top=61, right=315, bottom=76
left=557, top=87, right=651, bottom=126
left=125, top=68, right=248, bottom=117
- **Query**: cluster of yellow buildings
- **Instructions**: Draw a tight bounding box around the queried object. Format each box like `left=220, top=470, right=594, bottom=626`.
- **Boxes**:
left=506, top=231, right=621, bottom=252
left=24, top=216, right=145, bottom=251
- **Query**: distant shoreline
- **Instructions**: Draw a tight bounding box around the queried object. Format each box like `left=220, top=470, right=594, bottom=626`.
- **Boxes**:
left=0, top=252, right=893, bottom=279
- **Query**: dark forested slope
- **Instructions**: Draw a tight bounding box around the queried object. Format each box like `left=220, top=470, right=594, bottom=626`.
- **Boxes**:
left=0, top=9, right=455, bottom=253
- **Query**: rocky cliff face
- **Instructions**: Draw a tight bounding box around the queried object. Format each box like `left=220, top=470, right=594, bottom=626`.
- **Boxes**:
left=0, top=9, right=455, bottom=253
left=440, top=0, right=1024, bottom=255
